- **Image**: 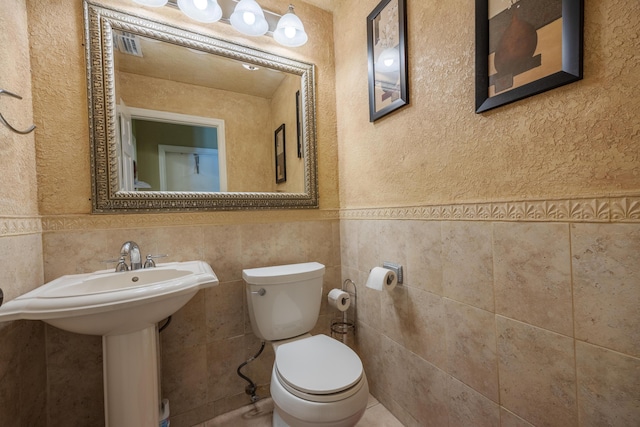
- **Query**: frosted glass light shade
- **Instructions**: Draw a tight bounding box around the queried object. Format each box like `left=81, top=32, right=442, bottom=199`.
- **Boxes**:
left=376, top=47, right=400, bottom=73
left=132, top=0, right=168, bottom=6
left=274, top=6, right=308, bottom=47
left=230, top=0, right=268, bottom=36
left=177, top=0, right=222, bottom=23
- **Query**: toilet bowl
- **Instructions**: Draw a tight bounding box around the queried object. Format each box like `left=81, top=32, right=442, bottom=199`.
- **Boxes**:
left=242, top=263, right=369, bottom=427
left=270, top=334, right=369, bottom=427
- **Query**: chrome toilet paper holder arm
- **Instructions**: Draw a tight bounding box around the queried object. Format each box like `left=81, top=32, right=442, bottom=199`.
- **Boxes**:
left=382, top=261, right=403, bottom=285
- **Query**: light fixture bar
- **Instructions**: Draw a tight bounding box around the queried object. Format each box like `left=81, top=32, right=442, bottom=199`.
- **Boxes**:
left=166, top=0, right=282, bottom=35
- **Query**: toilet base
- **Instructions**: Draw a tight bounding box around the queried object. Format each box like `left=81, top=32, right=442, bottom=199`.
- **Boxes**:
left=273, top=404, right=366, bottom=427
left=270, top=368, right=368, bottom=427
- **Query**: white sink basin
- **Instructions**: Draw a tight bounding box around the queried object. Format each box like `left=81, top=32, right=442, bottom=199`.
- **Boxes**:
left=0, top=260, right=218, bottom=335
left=0, top=259, right=218, bottom=427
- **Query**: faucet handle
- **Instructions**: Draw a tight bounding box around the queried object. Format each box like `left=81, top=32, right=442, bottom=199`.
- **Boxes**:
left=115, top=256, right=129, bottom=272
left=143, top=254, right=168, bottom=268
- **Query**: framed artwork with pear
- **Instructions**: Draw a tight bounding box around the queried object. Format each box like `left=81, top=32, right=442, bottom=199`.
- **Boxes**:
left=367, top=0, right=409, bottom=122
left=475, top=0, right=584, bottom=113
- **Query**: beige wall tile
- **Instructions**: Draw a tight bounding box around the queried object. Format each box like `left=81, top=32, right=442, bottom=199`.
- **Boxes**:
left=494, top=223, right=573, bottom=336
left=206, top=281, right=244, bottom=342
left=0, top=321, right=46, bottom=427
left=304, top=220, right=340, bottom=267
left=242, top=334, right=275, bottom=392
left=576, top=341, right=640, bottom=426
left=207, top=336, right=246, bottom=402
left=571, top=223, right=640, bottom=357
left=43, top=230, right=112, bottom=280
left=16, top=321, right=47, bottom=426
left=445, top=299, right=499, bottom=401
left=240, top=222, right=312, bottom=268
left=496, top=316, right=577, bottom=426
left=104, top=227, right=160, bottom=262
left=406, top=220, right=443, bottom=295
left=45, top=326, right=104, bottom=426
left=0, top=233, right=43, bottom=300
left=203, top=224, right=243, bottom=282
left=357, top=220, right=379, bottom=271
left=378, top=284, right=446, bottom=368
left=160, top=289, right=206, bottom=352
left=442, top=221, right=494, bottom=311
left=340, top=220, right=359, bottom=269
left=500, top=408, right=535, bottom=427
left=405, top=287, right=446, bottom=368
left=354, top=323, right=384, bottom=398
left=379, top=335, right=449, bottom=426
left=378, top=220, right=408, bottom=270
left=155, top=226, right=205, bottom=262
left=447, top=375, right=500, bottom=427
left=163, top=343, right=208, bottom=415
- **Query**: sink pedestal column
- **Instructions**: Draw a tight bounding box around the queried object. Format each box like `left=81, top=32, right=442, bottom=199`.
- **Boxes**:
left=103, top=325, right=160, bottom=427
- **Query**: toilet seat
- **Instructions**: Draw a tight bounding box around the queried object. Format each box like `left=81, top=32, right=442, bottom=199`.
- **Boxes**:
left=274, top=335, right=364, bottom=403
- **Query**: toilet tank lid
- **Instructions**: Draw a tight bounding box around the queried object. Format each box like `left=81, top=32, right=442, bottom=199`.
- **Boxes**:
left=242, top=262, right=325, bottom=285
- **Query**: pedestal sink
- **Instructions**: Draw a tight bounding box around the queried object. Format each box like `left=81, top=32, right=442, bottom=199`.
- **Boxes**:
left=0, top=260, right=218, bottom=427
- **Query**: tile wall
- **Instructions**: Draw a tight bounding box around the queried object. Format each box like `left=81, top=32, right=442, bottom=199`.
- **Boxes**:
left=0, top=233, right=46, bottom=427
left=342, top=217, right=639, bottom=427
left=41, top=219, right=340, bottom=426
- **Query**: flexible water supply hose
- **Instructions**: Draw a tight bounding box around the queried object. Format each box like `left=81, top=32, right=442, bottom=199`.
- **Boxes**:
left=237, top=341, right=266, bottom=402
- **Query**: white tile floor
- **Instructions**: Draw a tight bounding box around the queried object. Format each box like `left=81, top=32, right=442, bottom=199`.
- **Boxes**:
left=199, top=394, right=403, bottom=427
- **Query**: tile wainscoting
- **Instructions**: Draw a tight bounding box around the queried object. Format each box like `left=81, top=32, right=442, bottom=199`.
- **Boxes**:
left=341, top=199, right=639, bottom=426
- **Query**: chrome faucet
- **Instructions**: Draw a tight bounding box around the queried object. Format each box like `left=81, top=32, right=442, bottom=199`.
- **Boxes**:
left=117, top=241, right=142, bottom=271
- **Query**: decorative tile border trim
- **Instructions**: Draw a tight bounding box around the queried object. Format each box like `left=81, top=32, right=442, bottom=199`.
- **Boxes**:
left=28, top=196, right=640, bottom=233
left=0, top=216, right=43, bottom=237
left=41, top=209, right=340, bottom=232
left=340, top=197, right=640, bottom=223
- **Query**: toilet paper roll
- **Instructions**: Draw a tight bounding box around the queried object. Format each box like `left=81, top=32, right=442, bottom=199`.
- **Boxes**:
left=365, top=267, right=398, bottom=291
left=328, top=289, right=351, bottom=312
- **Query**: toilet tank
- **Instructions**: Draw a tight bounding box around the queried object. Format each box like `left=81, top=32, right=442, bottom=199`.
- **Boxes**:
left=242, top=262, right=325, bottom=341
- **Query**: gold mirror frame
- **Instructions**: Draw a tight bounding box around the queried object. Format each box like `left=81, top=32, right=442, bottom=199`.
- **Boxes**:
left=84, top=1, right=318, bottom=213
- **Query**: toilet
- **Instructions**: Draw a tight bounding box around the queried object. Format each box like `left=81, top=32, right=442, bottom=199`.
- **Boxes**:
left=242, top=262, right=369, bottom=427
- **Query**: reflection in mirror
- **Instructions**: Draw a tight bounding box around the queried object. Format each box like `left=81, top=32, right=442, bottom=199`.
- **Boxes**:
left=85, top=1, right=318, bottom=212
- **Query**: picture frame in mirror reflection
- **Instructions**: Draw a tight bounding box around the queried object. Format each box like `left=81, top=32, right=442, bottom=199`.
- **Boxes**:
left=296, top=90, right=303, bottom=158
left=475, top=0, right=584, bottom=113
left=367, top=0, right=409, bottom=122
left=275, top=124, right=286, bottom=184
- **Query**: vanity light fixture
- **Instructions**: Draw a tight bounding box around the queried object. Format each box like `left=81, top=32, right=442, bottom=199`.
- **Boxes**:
left=230, top=0, right=269, bottom=36
left=177, top=0, right=223, bottom=23
left=131, top=0, right=308, bottom=47
left=133, top=0, right=169, bottom=6
left=274, top=5, right=308, bottom=47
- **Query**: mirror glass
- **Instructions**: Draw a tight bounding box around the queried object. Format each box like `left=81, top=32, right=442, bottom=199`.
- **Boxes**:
left=85, top=1, right=318, bottom=212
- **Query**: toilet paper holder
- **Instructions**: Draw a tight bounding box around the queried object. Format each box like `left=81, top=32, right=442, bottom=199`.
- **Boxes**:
left=382, top=261, right=403, bottom=285
left=330, top=279, right=357, bottom=343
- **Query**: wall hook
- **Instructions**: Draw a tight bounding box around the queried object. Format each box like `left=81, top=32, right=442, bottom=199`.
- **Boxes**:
left=0, top=89, right=36, bottom=135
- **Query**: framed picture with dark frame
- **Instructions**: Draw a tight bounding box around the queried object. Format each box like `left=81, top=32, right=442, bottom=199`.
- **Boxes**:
left=367, top=0, right=409, bottom=122
left=475, top=0, right=583, bottom=113
left=274, top=124, right=286, bottom=184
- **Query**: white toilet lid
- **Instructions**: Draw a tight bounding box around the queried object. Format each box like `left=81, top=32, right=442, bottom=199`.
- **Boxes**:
left=275, top=334, right=363, bottom=395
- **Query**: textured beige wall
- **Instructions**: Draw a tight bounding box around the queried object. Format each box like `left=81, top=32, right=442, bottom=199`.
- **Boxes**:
left=0, top=1, right=46, bottom=425
left=29, top=0, right=338, bottom=216
left=0, top=0, right=38, bottom=216
left=335, top=0, right=640, bottom=209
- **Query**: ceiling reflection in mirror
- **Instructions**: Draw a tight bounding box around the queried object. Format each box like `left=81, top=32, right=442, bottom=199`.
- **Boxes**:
left=85, top=1, right=318, bottom=212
